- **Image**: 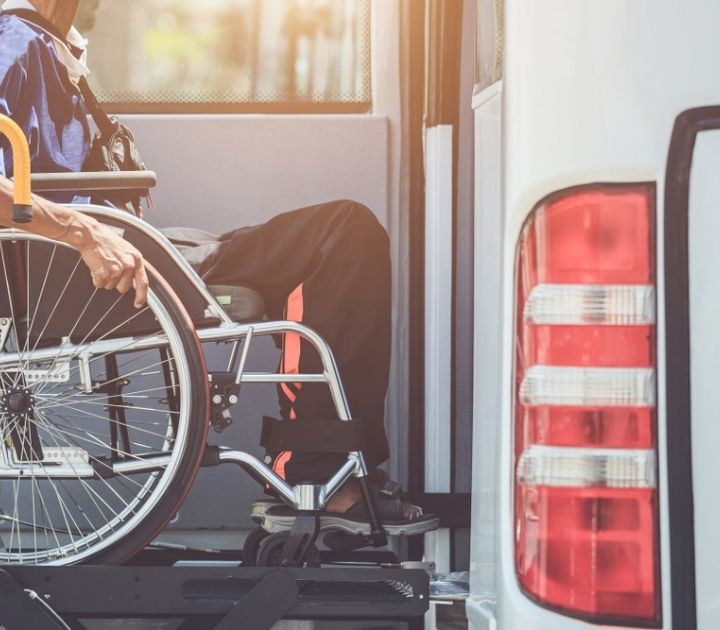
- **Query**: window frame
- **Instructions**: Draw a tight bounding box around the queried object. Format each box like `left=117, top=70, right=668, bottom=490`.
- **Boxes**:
left=89, top=0, right=373, bottom=116
left=474, top=0, right=503, bottom=94
left=103, top=100, right=372, bottom=115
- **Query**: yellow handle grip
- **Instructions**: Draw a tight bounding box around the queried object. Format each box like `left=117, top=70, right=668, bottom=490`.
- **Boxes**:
left=0, top=114, right=32, bottom=223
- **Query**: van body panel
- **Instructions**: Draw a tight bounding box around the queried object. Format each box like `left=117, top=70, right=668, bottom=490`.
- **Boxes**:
left=471, top=0, right=720, bottom=627
left=688, top=131, right=720, bottom=630
left=468, top=82, right=503, bottom=630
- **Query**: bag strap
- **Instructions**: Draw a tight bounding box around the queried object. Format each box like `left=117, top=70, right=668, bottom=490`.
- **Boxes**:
left=1, top=8, right=116, bottom=137
left=77, top=78, right=117, bottom=138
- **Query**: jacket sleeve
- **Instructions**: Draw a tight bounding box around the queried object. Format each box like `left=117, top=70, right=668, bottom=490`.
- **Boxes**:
left=0, top=59, right=28, bottom=177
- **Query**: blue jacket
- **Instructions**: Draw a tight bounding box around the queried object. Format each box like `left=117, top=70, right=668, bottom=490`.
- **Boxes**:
left=0, top=14, right=90, bottom=202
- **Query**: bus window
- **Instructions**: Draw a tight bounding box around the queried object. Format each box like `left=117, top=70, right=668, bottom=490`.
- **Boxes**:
left=475, top=0, right=503, bottom=92
left=81, top=0, right=371, bottom=114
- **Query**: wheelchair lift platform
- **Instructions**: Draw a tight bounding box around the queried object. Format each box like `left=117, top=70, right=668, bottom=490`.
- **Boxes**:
left=0, top=553, right=432, bottom=629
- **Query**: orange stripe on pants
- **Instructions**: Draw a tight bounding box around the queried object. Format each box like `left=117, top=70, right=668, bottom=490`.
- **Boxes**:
left=273, top=284, right=304, bottom=479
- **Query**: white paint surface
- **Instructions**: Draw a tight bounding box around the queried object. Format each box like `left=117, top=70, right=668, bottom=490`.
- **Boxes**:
left=689, top=131, right=720, bottom=630
left=424, top=125, right=454, bottom=495
left=473, top=0, right=720, bottom=628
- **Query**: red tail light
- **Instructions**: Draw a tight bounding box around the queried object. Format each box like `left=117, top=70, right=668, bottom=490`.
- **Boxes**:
left=514, top=184, right=661, bottom=626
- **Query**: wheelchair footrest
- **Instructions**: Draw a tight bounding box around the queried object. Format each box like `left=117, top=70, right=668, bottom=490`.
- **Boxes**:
left=258, top=504, right=440, bottom=538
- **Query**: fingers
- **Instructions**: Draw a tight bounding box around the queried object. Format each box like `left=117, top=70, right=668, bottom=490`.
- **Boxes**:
left=114, top=267, right=135, bottom=295
left=88, top=254, right=148, bottom=308
left=76, top=223, right=148, bottom=307
left=103, top=262, right=124, bottom=291
left=94, top=259, right=129, bottom=292
left=90, top=265, right=110, bottom=289
left=133, top=262, right=149, bottom=308
left=110, top=254, right=149, bottom=309
left=401, top=501, right=424, bottom=521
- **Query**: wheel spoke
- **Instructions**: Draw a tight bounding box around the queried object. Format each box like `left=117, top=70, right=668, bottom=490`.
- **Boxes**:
left=34, top=398, right=172, bottom=441
left=33, top=303, right=152, bottom=397
left=0, top=234, right=202, bottom=564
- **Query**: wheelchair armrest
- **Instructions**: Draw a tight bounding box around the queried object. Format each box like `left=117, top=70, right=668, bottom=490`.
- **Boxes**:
left=31, top=170, right=157, bottom=193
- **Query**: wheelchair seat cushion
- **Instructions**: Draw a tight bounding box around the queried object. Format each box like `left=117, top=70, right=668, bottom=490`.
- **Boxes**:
left=208, top=285, right=265, bottom=322
left=160, top=227, right=266, bottom=322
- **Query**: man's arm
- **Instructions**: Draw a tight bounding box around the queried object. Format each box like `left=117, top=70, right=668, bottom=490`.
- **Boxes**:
left=0, top=176, right=148, bottom=307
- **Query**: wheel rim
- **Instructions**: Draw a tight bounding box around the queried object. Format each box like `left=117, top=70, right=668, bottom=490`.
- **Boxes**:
left=257, top=532, right=320, bottom=568
left=257, top=533, right=289, bottom=567
left=0, top=233, right=195, bottom=564
left=243, top=528, right=269, bottom=567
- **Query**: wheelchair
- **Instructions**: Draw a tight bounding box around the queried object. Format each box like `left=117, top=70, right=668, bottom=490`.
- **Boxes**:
left=0, top=170, right=433, bottom=567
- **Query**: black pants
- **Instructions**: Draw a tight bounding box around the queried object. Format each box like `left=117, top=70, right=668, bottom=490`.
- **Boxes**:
left=199, top=200, right=391, bottom=484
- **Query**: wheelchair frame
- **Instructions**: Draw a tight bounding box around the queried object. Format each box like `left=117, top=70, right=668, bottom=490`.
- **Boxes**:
left=0, top=201, right=388, bottom=566
left=73, top=205, right=376, bottom=515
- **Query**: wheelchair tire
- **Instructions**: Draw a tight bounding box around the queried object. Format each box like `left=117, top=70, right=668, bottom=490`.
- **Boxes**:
left=256, top=532, right=320, bottom=568
left=242, top=527, right=269, bottom=567
left=0, top=234, right=209, bottom=565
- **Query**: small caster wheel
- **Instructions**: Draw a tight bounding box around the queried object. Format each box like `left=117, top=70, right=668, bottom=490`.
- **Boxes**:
left=243, top=527, right=270, bottom=567
left=256, top=531, right=320, bottom=568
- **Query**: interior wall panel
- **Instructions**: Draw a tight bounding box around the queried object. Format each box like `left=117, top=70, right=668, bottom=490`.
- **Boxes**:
left=123, top=115, right=389, bottom=231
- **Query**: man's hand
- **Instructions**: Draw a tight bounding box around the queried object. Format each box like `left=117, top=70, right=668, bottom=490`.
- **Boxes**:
left=0, top=180, right=149, bottom=307
left=75, top=223, right=149, bottom=308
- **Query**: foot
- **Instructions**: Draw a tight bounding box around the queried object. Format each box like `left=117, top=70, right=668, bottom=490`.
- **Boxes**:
left=326, top=479, right=424, bottom=520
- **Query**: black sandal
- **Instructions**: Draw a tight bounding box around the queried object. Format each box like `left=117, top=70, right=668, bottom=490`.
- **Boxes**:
left=261, top=481, right=439, bottom=537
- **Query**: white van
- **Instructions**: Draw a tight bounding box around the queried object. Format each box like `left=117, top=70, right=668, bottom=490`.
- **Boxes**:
left=469, top=1, right=720, bottom=629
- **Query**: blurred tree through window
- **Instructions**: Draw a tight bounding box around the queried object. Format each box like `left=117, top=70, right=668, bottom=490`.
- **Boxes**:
left=82, top=0, right=371, bottom=113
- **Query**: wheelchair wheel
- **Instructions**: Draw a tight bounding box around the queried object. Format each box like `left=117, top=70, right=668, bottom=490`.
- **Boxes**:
left=0, top=233, right=209, bottom=564
left=242, top=527, right=269, bottom=567
left=256, top=532, right=320, bottom=568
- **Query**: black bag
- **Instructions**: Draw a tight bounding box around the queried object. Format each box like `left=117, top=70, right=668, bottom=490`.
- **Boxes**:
left=1, top=8, right=149, bottom=217
left=78, top=78, right=148, bottom=218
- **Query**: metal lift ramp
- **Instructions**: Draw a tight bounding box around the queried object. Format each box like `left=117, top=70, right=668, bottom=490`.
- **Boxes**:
left=0, top=560, right=429, bottom=629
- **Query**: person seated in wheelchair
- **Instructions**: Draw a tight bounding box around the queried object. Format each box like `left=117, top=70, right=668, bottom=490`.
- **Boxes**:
left=0, top=0, right=438, bottom=534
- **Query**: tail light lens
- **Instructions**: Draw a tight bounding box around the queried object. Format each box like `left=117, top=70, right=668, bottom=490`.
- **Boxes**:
left=514, top=184, right=661, bottom=626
